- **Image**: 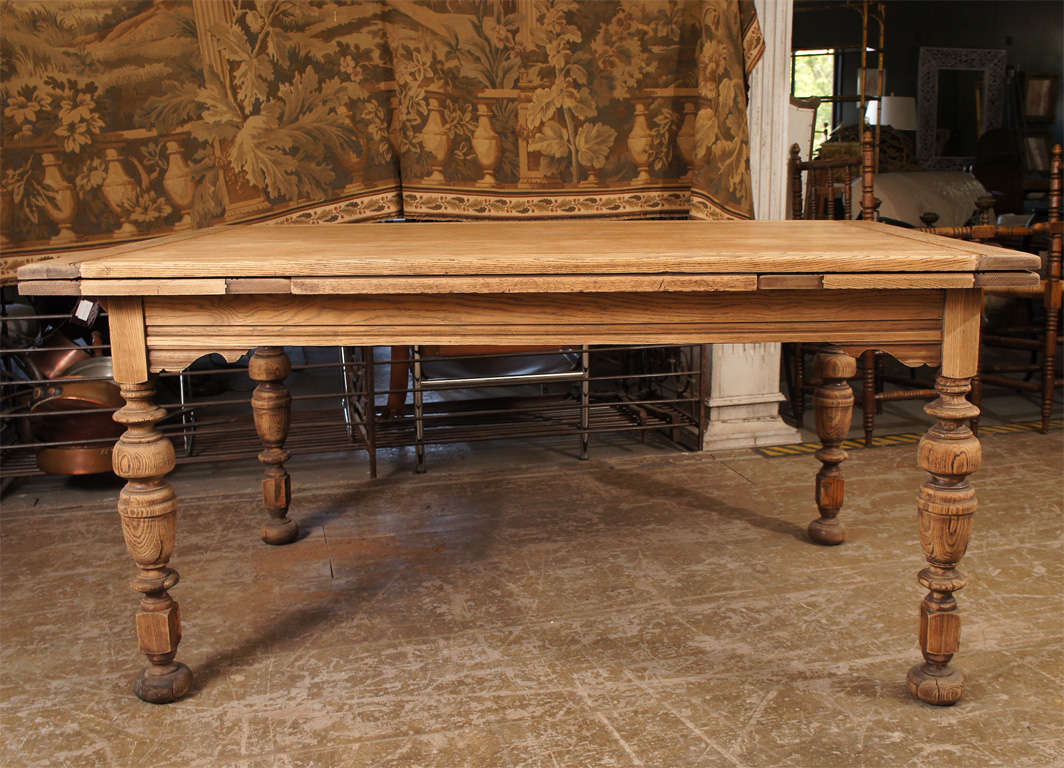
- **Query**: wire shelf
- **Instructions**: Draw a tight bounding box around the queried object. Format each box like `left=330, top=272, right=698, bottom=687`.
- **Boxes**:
left=1, top=300, right=705, bottom=479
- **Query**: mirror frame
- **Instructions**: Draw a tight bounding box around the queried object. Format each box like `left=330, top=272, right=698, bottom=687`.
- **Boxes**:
left=917, top=47, right=1006, bottom=170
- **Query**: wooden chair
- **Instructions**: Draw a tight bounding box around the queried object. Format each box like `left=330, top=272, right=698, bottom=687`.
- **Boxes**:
left=788, top=139, right=869, bottom=222
left=919, top=144, right=1062, bottom=433
left=411, top=344, right=589, bottom=473
left=381, top=344, right=590, bottom=473
left=788, top=129, right=904, bottom=444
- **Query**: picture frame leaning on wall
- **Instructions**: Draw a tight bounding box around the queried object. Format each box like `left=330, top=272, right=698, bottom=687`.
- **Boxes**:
left=1024, top=73, right=1059, bottom=124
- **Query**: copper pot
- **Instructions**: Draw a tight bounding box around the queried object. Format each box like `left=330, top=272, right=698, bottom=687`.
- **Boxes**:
left=23, top=330, right=99, bottom=380
left=36, top=446, right=116, bottom=475
left=62, top=356, right=116, bottom=381
left=31, top=356, right=124, bottom=475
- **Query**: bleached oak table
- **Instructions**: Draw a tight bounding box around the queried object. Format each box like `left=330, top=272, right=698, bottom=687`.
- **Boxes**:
left=18, top=220, right=1040, bottom=707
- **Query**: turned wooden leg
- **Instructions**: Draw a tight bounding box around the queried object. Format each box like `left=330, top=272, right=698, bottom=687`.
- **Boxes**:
left=969, top=337, right=983, bottom=436
left=861, top=349, right=876, bottom=446
left=792, top=343, right=806, bottom=424
left=808, top=348, right=856, bottom=545
left=113, top=381, right=193, bottom=703
left=1044, top=301, right=1059, bottom=434
left=969, top=372, right=982, bottom=436
left=249, top=347, right=299, bottom=545
left=1044, top=143, right=1061, bottom=434
left=907, top=375, right=980, bottom=705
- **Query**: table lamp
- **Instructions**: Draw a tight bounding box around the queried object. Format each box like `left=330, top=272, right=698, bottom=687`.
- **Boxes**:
left=867, top=96, right=918, bottom=131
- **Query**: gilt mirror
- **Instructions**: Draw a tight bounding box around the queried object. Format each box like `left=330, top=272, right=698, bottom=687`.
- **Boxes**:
left=917, top=47, right=1006, bottom=169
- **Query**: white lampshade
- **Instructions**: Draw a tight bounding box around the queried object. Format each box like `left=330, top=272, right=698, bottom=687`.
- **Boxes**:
left=867, top=96, right=917, bottom=131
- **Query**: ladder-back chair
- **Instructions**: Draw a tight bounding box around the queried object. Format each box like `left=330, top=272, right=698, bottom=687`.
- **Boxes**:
left=787, top=130, right=889, bottom=444
left=919, top=144, right=1062, bottom=433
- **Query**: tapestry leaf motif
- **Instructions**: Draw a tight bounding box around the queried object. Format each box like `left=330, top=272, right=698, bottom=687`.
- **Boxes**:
left=0, top=0, right=764, bottom=279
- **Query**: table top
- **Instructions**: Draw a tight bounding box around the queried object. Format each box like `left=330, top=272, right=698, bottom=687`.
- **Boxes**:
left=17, top=220, right=1040, bottom=297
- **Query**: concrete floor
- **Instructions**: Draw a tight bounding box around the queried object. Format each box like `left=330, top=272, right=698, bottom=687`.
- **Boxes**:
left=1, top=389, right=1062, bottom=768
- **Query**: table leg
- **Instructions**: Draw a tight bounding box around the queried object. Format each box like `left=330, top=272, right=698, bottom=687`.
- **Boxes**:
left=250, top=346, right=299, bottom=545
left=1042, top=303, right=1057, bottom=434
left=113, top=381, right=192, bottom=703
left=808, top=348, right=856, bottom=545
left=791, top=343, right=806, bottom=425
left=861, top=349, right=876, bottom=446
left=907, top=374, right=980, bottom=705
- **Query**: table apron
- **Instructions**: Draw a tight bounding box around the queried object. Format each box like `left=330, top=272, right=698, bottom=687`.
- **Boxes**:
left=131, top=289, right=950, bottom=373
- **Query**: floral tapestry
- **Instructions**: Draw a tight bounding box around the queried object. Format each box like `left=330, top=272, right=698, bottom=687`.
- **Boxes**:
left=0, top=0, right=763, bottom=282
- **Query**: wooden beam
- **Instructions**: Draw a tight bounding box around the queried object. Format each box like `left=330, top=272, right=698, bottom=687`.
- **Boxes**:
left=291, top=274, right=757, bottom=294
left=823, top=274, right=974, bottom=289
left=758, top=274, right=823, bottom=289
left=81, top=278, right=228, bottom=296
left=226, top=278, right=293, bottom=294
left=106, top=297, right=150, bottom=384
left=18, top=279, right=82, bottom=296
left=941, top=288, right=983, bottom=379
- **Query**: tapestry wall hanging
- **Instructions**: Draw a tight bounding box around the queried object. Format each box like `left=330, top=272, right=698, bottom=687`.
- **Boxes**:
left=0, top=0, right=763, bottom=281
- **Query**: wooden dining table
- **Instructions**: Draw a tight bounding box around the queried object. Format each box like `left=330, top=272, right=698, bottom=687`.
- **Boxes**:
left=18, top=219, right=1041, bottom=707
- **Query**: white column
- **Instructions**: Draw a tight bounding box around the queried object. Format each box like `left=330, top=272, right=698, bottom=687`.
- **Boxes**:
left=748, top=0, right=794, bottom=221
left=703, top=0, right=802, bottom=450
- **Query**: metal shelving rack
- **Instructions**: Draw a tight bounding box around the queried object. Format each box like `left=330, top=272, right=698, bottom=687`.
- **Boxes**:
left=1, top=297, right=705, bottom=481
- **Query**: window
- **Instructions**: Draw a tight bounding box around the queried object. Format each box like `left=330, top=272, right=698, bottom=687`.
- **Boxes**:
left=792, top=48, right=836, bottom=151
